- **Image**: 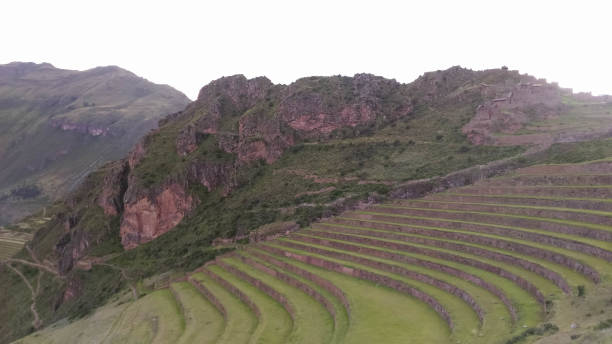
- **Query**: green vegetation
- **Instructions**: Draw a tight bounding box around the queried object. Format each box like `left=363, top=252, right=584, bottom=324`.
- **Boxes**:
left=11, top=158, right=612, bottom=344
left=170, top=282, right=224, bottom=344
left=191, top=272, right=258, bottom=344
left=224, top=256, right=333, bottom=343
left=208, top=264, right=293, bottom=344
left=594, top=318, right=612, bottom=331
left=504, top=323, right=558, bottom=344
left=527, top=138, right=612, bottom=165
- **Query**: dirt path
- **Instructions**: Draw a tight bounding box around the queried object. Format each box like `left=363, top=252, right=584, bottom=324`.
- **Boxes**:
left=3, top=263, right=42, bottom=329
left=3, top=257, right=60, bottom=276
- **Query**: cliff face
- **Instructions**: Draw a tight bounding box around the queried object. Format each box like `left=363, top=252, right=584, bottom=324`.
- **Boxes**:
left=120, top=183, right=194, bottom=249
left=112, top=74, right=415, bottom=248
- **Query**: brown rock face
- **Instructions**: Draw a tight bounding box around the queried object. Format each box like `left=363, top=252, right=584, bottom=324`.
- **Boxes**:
left=278, top=74, right=411, bottom=139
left=128, top=140, right=147, bottom=169
left=176, top=75, right=274, bottom=156
left=187, top=161, right=236, bottom=195
left=116, top=73, right=417, bottom=249
left=97, top=161, right=130, bottom=216
left=176, top=73, right=413, bottom=165
left=120, top=183, right=194, bottom=249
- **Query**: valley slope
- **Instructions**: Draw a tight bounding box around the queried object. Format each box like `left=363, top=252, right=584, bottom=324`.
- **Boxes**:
left=0, top=62, right=190, bottom=225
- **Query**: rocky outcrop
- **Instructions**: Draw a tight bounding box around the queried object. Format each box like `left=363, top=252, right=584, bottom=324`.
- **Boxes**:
left=120, top=183, right=194, bottom=249
left=176, top=75, right=274, bottom=156
left=461, top=73, right=570, bottom=145
left=97, top=161, right=130, bottom=216
left=187, top=161, right=236, bottom=195
left=278, top=74, right=412, bottom=139
left=111, top=74, right=418, bottom=250
left=175, top=74, right=413, bottom=164
left=128, top=140, right=147, bottom=169
left=235, top=107, right=294, bottom=163
left=49, top=118, right=111, bottom=137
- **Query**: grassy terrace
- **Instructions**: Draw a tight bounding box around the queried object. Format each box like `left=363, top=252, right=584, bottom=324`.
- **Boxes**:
left=206, top=263, right=293, bottom=344
left=191, top=272, right=257, bottom=344
left=170, top=282, right=224, bottom=344
left=15, top=159, right=612, bottom=343
left=333, top=213, right=612, bottom=275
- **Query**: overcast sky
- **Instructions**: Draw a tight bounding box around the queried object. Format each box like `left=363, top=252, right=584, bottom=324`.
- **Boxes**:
left=2, top=0, right=611, bottom=100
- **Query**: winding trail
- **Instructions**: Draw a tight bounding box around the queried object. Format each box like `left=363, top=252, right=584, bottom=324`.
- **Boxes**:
left=3, top=263, right=42, bottom=329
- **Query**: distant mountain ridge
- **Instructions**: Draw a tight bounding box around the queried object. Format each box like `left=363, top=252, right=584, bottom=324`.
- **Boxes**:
left=0, top=62, right=190, bottom=225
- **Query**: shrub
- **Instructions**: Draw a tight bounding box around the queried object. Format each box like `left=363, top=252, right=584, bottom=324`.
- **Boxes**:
left=457, top=145, right=470, bottom=153
left=594, top=319, right=612, bottom=330
left=577, top=285, right=586, bottom=297
left=505, top=323, right=558, bottom=344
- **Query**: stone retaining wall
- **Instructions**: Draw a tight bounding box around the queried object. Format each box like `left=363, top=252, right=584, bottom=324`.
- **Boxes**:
left=292, top=234, right=517, bottom=322
left=367, top=206, right=612, bottom=242
left=427, top=194, right=612, bottom=213
left=259, top=243, right=454, bottom=330
left=312, top=225, right=574, bottom=291
left=216, top=259, right=296, bottom=319
left=388, top=145, right=556, bottom=200
left=201, top=266, right=262, bottom=319
left=321, top=220, right=600, bottom=283
left=296, top=230, right=550, bottom=301
left=235, top=253, right=337, bottom=320
left=394, top=201, right=612, bottom=229
left=248, top=247, right=352, bottom=318
left=486, top=175, right=612, bottom=187
left=272, top=240, right=485, bottom=325
left=457, top=186, right=612, bottom=198
left=346, top=212, right=612, bottom=261
left=189, top=278, right=228, bottom=320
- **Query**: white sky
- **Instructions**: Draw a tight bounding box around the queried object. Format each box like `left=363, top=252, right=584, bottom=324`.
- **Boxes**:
left=2, top=0, right=611, bottom=100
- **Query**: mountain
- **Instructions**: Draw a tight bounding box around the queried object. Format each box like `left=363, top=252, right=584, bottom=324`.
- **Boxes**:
left=2, top=66, right=612, bottom=343
left=0, top=62, right=191, bottom=225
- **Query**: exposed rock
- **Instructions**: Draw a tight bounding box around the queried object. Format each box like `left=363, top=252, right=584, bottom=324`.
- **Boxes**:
left=462, top=74, right=569, bottom=145
left=176, top=75, right=274, bottom=156
left=97, top=161, right=130, bottom=216
left=62, top=277, right=83, bottom=303
left=128, top=140, right=147, bottom=169
left=48, top=118, right=115, bottom=137
left=187, top=161, right=236, bottom=195
left=120, top=183, right=194, bottom=249
left=279, top=74, right=412, bottom=139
